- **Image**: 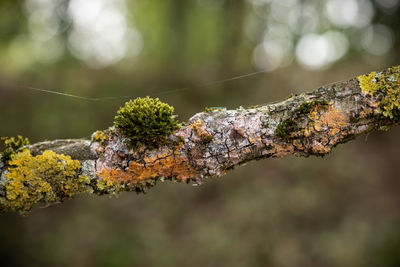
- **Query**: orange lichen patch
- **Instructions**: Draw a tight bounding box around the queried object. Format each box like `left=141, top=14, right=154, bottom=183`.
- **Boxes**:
left=361, top=97, right=379, bottom=108
left=248, top=136, right=257, bottom=144
left=314, top=124, right=322, bottom=131
left=97, top=149, right=197, bottom=187
left=359, top=107, right=376, bottom=119
left=172, top=137, right=185, bottom=149
left=302, top=105, right=348, bottom=154
left=189, top=119, right=204, bottom=131
left=190, top=120, right=207, bottom=136
left=320, top=136, right=329, bottom=144
left=189, top=119, right=213, bottom=143
left=304, top=106, right=347, bottom=137
left=293, top=139, right=304, bottom=150
left=274, top=143, right=295, bottom=158
left=310, top=140, right=331, bottom=154
left=330, top=128, right=340, bottom=136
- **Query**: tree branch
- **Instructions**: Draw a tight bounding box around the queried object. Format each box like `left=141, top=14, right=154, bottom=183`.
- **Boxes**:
left=1, top=65, right=399, bottom=214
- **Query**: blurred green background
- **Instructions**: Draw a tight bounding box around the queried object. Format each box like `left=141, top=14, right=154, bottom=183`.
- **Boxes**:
left=1, top=0, right=400, bottom=266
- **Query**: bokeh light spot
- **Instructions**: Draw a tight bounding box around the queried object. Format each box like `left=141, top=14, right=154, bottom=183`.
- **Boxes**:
left=252, top=38, right=293, bottom=72
left=361, top=24, right=394, bottom=56
left=325, top=0, right=374, bottom=28
left=288, top=4, right=319, bottom=34
left=67, top=0, right=142, bottom=68
left=295, top=32, right=349, bottom=70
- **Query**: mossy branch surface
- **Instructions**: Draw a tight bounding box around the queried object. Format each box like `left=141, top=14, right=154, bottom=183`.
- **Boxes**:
left=1, top=65, right=399, bottom=215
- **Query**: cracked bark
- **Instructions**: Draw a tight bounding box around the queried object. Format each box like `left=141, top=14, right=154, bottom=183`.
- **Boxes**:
left=1, top=65, right=399, bottom=213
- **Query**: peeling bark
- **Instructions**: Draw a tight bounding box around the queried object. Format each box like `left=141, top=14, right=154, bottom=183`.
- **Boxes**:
left=1, top=65, right=399, bottom=214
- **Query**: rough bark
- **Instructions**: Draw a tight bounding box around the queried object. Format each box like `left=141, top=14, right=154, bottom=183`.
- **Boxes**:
left=1, top=65, right=399, bottom=214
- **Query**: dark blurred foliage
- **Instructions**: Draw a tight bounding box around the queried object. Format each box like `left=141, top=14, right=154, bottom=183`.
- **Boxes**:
left=0, top=0, right=400, bottom=266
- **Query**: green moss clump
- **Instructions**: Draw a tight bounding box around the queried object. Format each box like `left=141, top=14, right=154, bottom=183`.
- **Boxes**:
left=1, top=135, right=30, bottom=163
left=201, top=135, right=214, bottom=144
left=297, top=100, right=328, bottom=115
left=1, top=150, right=90, bottom=214
left=204, top=107, right=225, bottom=113
left=358, top=65, right=400, bottom=119
left=172, top=135, right=185, bottom=146
left=276, top=118, right=298, bottom=139
left=114, top=97, right=180, bottom=149
left=275, top=100, right=329, bottom=139
left=285, top=93, right=295, bottom=100
left=248, top=105, right=261, bottom=109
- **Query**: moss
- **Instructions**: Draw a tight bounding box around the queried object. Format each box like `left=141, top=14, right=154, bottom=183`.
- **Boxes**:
left=358, top=65, right=400, bottom=119
left=172, top=135, right=185, bottom=146
left=201, top=135, right=214, bottom=144
left=276, top=118, right=298, bottom=139
left=204, top=107, right=213, bottom=113
left=1, top=149, right=90, bottom=214
left=204, top=107, right=225, bottom=113
left=296, top=100, right=328, bottom=116
left=285, top=93, right=295, bottom=100
left=1, top=135, right=30, bottom=163
left=114, top=97, right=180, bottom=149
left=350, top=114, right=361, bottom=123
left=275, top=100, right=329, bottom=139
left=248, top=105, right=261, bottom=109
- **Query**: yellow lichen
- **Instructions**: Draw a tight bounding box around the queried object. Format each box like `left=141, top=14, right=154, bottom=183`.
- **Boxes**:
left=93, top=130, right=108, bottom=144
left=381, top=89, right=400, bottom=119
left=95, top=178, right=128, bottom=195
left=358, top=71, right=380, bottom=95
left=1, top=135, right=30, bottom=163
left=357, top=65, right=400, bottom=119
left=1, top=149, right=90, bottom=214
